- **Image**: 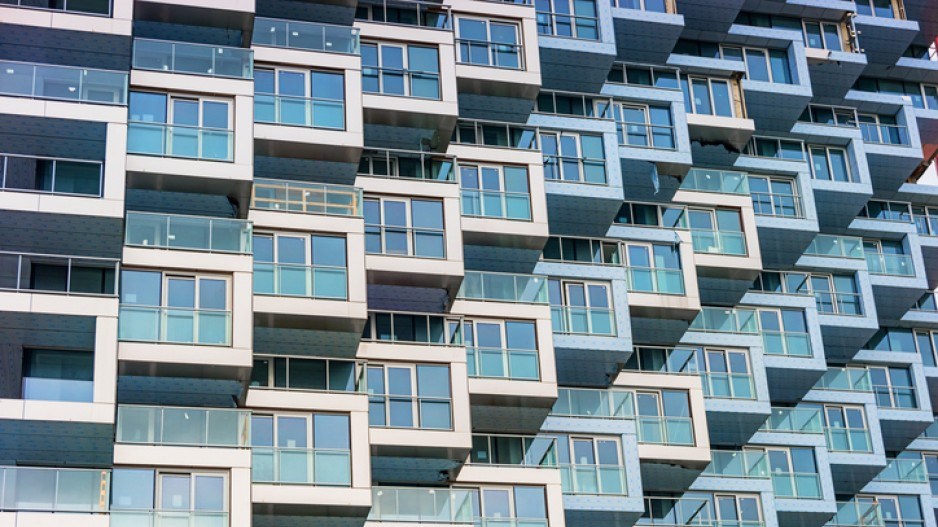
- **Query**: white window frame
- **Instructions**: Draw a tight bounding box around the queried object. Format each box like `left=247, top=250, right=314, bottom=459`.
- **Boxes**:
left=684, top=76, right=735, bottom=117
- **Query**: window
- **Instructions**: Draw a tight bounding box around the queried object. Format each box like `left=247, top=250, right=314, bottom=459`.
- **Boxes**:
left=809, top=146, right=852, bottom=182
left=749, top=175, right=800, bottom=217
left=251, top=413, right=351, bottom=485
left=626, top=346, right=698, bottom=374
left=687, top=208, right=747, bottom=256
left=758, top=308, right=811, bottom=357
left=362, top=43, right=440, bottom=99
left=744, top=137, right=805, bottom=160
left=127, top=91, right=232, bottom=160
left=615, top=202, right=688, bottom=228
left=364, top=197, right=445, bottom=258
left=822, top=404, right=870, bottom=452
left=548, top=279, right=615, bottom=335
left=751, top=271, right=810, bottom=296
left=912, top=206, right=938, bottom=236
left=606, top=63, right=680, bottom=90
left=464, top=486, right=548, bottom=523
left=866, top=328, right=917, bottom=353
left=721, top=45, right=793, bottom=84
left=367, top=364, right=452, bottom=429
left=470, top=434, right=557, bottom=466
left=698, top=348, right=753, bottom=399
left=554, top=435, right=625, bottom=494
left=251, top=356, right=358, bottom=392
left=913, top=291, right=938, bottom=312
left=21, top=349, right=93, bottom=402
left=362, top=311, right=463, bottom=345
left=110, top=469, right=227, bottom=515
left=613, top=104, right=674, bottom=149
left=459, top=165, right=531, bottom=220
left=854, top=77, right=936, bottom=110
left=855, top=0, right=897, bottom=18
left=540, top=131, right=606, bottom=184
left=354, top=1, right=449, bottom=29
left=542, top=236, right=621, bottom=264
left=536, top=92, right=612, bottom=118
left=799, top=105, right=857, bottom=127
left=860, top=200, right=912, bottom=222
left=254, top=67, right=345, bottom=129
left=535, top=0, right=598, bottom=40
left=457, top=18, right=523, bottom=68
left=869, top=366, right=917, bottom=409
left=118, top=270, right=230, bottom=345
left=253, top=233, right=347, bottom=299
left=864, top=239, right=912, bottom=276
left=635, top=389, right=694, bottom=445
left=610, top=0, right=668, bottom=12
left=859, top=496, right=924, bottom=527
left=924, top=455, right=938, bottom=494
left=735, top=12, right=802, bottom=30
left=712, top=494, right=763, bottom=527
left=464, top=319, right=539, bottom=380
left=857, top=113, right=907, bottom=145
left=681, top=76, right=735, bottom=117
left=766, top=448, right=820, bottom=498
left=0, top=154, right=103, bottom=197
left=622, top=242, right=683, bottom=294
left=810, top=273, right=862, bottom=315
left=802, top=20, right=843, bottom=51
left=452, top=120, right=538, bottom=149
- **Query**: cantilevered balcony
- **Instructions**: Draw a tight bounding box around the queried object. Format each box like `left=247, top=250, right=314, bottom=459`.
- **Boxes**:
left=853, top=1, right=919, bottom=67
left=0, top=465, right=110, bottom=524
left=610, top=0, right=684, bottom=64
left=133, top=0, right=255, bottom=40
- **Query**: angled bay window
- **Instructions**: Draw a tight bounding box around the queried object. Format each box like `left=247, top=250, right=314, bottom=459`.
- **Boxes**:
left=681, top=76, right=736, bottom=117
left=127, top=91, right=232, bottom=161
left=367, top=363, right=453, bottom=429
left=362, top=42, right=440, bottom=99
left=622, top=242, right=684, bottom=294
left=456, top=18, right=523, bottom=69
left=540, top=131, right=606, bottom=184
left=255, top=67, right=345, bottom=129
left=613, top=104, right=675, bottom=149
left=251, top=413, right=351, bottom=486
left=459, top=164, right=532, bottom=220
left=118, top=269, right=230, bottom=345
left=464, top=318, right=539, bottom=380
left=535, top=0, right=599, bottom=40
left=0, top=154, right=102, bottom=197
left=549, top=279, right=615, bottom=335
left=749, top=175, right=802, bottom=218
left=364, top=196, right=445, bottom=258
left=253, top=232, right=348, bottom=299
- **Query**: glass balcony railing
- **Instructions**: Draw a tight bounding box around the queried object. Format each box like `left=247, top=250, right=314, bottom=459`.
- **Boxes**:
left=369, top=487, right=475, bottom=524
left=252, top=178, right=362, bottom=217
left=825, top=427, right=872, bottom=453
left=458, top=271, right=548, bottom=304
left=691, top=230, right=747, bottom=256
left=115, top=405, right=250, bottom=447
left=639, top=498, right=716, bottom=527
left=456, top=39, right=525, bottom=68
left=253, top=17, right=360, bottom=54
left=461, top=189, right=532, bottom=220
left=772, top=471, right=822, bottom=499
left=255, top=93, right=345, bottom=130
left=110, top=511, right=228, bottom=527
left=681, top=168, right=749, bottom=194
left=760, top=407, right=823, bottom=434
left=118, top=305, right=231, bottom=346
left=617, top=122, right=676, bottom=150
left=815, top=291, right=864, bottom=316
left=132, top=38, right=253, bottom=79
left=689, top=307, right=758, bottom=334
left=874, top=458, right=927, bottom=483
left=0, top=60, right=127, bottom=105
left=701, top=372, right=755, bottom=400
left=551, top=388, right=635, bottom=418
left=0, top=0, right=111, bottom=15
left=253, top=262, right=347, bottom=300
left=467, top=347, right=539, bottom=381
left=551, top=306, right=616, bottom=335
left=703, top=450, right=769, bottom=479
left=127, top=122, right=233, bottom=161
left=865, top=252, right=915, bottom=276
left=252, top=447, right=351, bottom=486
left=816, top=367, right=872, bottom=392
left=625, top=267, right=685, bottom=295
left=637, top=416, right=695, bottom=445
left=0, top=251, right=118, bottom=296
left=829, top=501, right=884, bottom=527
left=0, top=466, right=109, bottom=513
left=762, top=331, right=813, bottom=357
left=805, top=235, right=864, bottom=259
left=470, top=434, right=557, bottom=467
left=21, top=377, right=93, bottom=403
left=559, top=464, right=628, bottom=495
left=860, top=123, right=910, bottom=146
left=363, top=311, right=463, bottom=346
left=124, top=212, right=252, bottom=254
left=452, top=120, right=538, bottom=150
left=359, top=148, right=456, bottom=181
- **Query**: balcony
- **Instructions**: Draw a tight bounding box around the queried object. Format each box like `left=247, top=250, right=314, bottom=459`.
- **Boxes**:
left=457, top=271, right=548, bottom=305
left=252, top=446, right=351, bottom=486
left=368, top=487, right=473, bottom=524
left=805, top=234, right=864, bottom=260
left=127, top=122, right=233, bottom=162
left=680, top=168, right=748, bottom=195
left=132, top=38, right=253, bottom=80
left=816, top=367, right=872, bottom=392
left=0, top=59, right=128, bottom=111
left=118, top=305, right=230, bottom=346
left=559, top=464, right=628, bottom=495
left=124, top=211, right=252, bottom=256
left=550, top=387, right=634, bottom=419
left=760, top=406, right=823, bottom=434
left=688, top=307, right=758, bottom=334
left=872, top=457, right=927, bottom=483
left=0, top=466, right=109, bottom=513
left=253, top=18, right=361, bottom=55
left=115, top=405, right=250, bottom=448
left=702, top=449, right=769, bottom=479
left=610, top=0, right=683, bottom=64
left=252, top=179, right=362, bottom=217
left=864, top=252, right=915, bottom=276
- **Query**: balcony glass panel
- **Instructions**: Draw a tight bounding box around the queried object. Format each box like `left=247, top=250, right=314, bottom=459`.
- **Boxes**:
left=636, top=416, right=695, bottom=445
left=805, top=235, right=864, bottom=259
left=638, top=497, right=712, bottom=527
left=760, top=407, right=822, bottom=433
left=551, top=306, right=616, bottom=335
left=458, top=271, right=548, bottom=304
left=690, top=230, right=747, bottom=255
left=22, top=378, right=93, bottom=403
left=772, top=471, right=821, bottom=499
left=0, top=251, right=118, bottom=295
left=701, top=372, right=755, bottom=400
left=368, top=487, right=475, bottom=523
left=762, top=331, right=812, bottom=357
left=860, top=123, right=910, bottom=145
left=118, top=305, right=231, bottom=346
left=132, top=39, right=253, bottom=79
left=252, top=447, right=351, bottom=486
left=689, top=307, right=758, bottom=334
left=255, top=93, right=345, bottom=130
left=704, top=450, right=769, bottom=478
left=467, top=347, right=539, bottom=380
left=681, top=168, right=749, bottom=194
left=0, top=60, right=127, bottom=104
left=363, top=312, right=462, bottom=345
left=124, top=212, right=252, bottom=254
left=0, top=0, right=111, bottom=15
left=253, top=262, right=347, bottom=299
left=825, top=427, right=872, bottom=452
left=110, top=511, right=229, bottom=527
left=865, top=253, right=915, bottom=276
left=253, top=18, right=360, bottom=54
left=829, top=501, right=884, bottom=527
left=625, top=267, right=685, bottom=295
left=0, top=466, right=109, bottom=512
left=127, top=122, right=233, bottom=161
left=551, top=388, right=634, bottom=418
left=252, top=178, right=361, bottom=217
left=559, top=464, right=627, bottom=495
left=874, top=458, right=927, bottom=483
left=115, top=405, right=250, bottom=447
left=356, top=0, right=451, bottom=29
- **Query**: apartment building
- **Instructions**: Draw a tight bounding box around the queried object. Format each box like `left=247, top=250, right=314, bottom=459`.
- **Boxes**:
left=3, top=1, right=938, bottom=527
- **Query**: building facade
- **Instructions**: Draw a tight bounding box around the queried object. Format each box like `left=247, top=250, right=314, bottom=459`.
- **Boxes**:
left=2, top=1, right=938, bottom=527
